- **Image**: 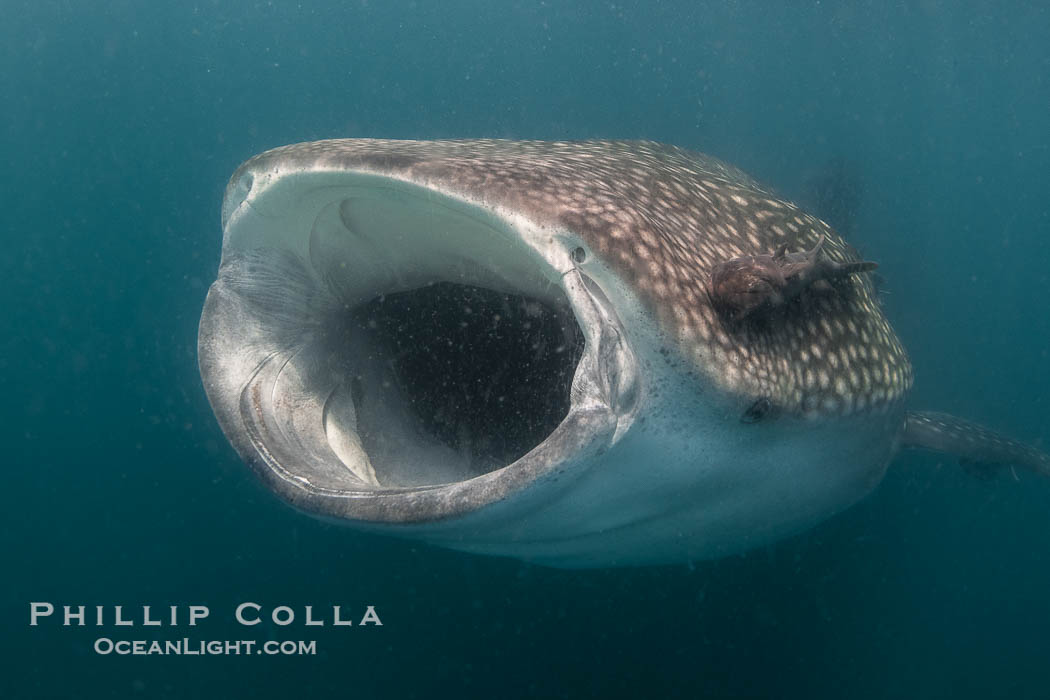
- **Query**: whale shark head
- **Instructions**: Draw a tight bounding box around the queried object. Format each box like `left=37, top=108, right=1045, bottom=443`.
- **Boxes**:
left=199, top=139, right=916, bottom=567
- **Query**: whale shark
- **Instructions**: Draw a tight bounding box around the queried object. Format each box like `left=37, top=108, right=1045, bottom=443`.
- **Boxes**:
left=198, top=139, right=1049, bottom=567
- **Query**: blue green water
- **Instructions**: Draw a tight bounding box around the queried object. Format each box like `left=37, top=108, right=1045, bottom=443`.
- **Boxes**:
left=4, top=1, right=1049, bottom=697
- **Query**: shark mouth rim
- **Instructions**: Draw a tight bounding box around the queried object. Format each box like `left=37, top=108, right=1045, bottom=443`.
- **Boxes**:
left=198, top=172, right=640, bottom=525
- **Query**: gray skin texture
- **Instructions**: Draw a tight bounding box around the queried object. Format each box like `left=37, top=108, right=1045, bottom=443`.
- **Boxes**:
left=198, top=139, right=1050, bottom=567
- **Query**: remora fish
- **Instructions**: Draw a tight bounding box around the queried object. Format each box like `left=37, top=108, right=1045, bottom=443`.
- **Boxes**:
left=198, top=139, right=1049, bottom=567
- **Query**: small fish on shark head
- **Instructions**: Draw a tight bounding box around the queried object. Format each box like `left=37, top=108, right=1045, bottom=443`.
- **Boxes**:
left=198, top=138, right=1049, bottom=567
left=709, top=234, right=878, bottom=321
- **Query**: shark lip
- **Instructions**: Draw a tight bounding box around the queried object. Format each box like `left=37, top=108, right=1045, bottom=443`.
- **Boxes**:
left=199, top=171, right=640, bottom=525
left=199, top=139, right=925, bottom=567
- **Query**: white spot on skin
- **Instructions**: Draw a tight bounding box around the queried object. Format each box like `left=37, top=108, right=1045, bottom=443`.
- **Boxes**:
left=305, top=138, right=916, bottom=418
left=818, top=370, right=831, bottom=389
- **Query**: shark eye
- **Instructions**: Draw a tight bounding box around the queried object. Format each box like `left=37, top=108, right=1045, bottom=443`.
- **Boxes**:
left=571, top=246, right=587, bottom=263
left=741, top=397, right=774, bottom=424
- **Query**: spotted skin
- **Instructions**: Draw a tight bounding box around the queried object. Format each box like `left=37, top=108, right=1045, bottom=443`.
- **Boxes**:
left=709, top=234, right=879, bottom=320
left=202, top=137, right=1049, bottom=566
left=232, top=139, right=911, bottom=419
left=904, top=412, right=1050, bottom=478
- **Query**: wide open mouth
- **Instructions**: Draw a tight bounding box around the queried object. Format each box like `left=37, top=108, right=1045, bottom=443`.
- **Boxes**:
left=340, top=281, right=585, bottom=486
left=200, top=175, right=638, bottom=521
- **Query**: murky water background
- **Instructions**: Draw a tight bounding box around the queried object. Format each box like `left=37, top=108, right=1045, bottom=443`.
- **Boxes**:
left=4, top=2, right=1049, bottom=697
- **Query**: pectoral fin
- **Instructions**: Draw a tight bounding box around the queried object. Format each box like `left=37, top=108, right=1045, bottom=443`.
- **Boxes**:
left=902, top=411, right=1050, bottom=478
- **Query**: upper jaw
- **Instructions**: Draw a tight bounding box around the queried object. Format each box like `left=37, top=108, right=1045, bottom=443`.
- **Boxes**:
left=199, top=168, right=642, bottom=524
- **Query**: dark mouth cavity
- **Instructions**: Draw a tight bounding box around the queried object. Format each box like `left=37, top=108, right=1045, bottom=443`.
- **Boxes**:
left=351, top=281, right=586, bottom=480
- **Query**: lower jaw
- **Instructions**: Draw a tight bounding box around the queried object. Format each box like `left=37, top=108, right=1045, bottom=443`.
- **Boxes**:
left=202, top=181, right=638, bottom=525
